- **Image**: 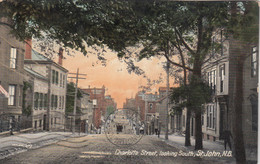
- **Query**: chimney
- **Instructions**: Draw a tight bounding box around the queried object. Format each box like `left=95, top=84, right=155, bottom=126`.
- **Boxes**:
left=58, top=47, right=63, bottom=65
left=25, top=39, right=32, bottom=59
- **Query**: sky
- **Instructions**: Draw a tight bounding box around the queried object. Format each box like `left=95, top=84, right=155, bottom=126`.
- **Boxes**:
left=60, top=47, right=170, bottom=108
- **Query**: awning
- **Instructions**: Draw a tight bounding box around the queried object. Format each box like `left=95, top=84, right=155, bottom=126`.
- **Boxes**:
left=0, top=85, right=9, bottom=98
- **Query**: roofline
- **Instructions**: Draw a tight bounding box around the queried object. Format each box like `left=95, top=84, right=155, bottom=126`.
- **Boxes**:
left=24, top=68, right=48, bottom=81
left=24, top=60, right=68, bottom=73
left=155, top=94, right=171, bottom=103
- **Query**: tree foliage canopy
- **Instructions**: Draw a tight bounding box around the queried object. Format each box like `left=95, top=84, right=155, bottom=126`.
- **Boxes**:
left=1, top=1, right=257, bottom=59
left=170, top=79, right=212, bottom=113
left=66, top=82, right=82, bottom=114
left=0, top=0, right=142, bottom=55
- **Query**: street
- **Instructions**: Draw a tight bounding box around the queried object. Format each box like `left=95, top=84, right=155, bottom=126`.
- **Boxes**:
left=0, top=134, right=233, bottom=164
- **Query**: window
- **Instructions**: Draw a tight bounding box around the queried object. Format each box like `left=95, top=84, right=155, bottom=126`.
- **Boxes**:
left=213, top=106, right=216, bottom=129
left=56, top=71, right=59, bottom=84
left=60, top=73, right=62, bottom=87
left=208, top=70, right=216, bottom=93
left=52, top=70, right=59, bottom=85
left=10, top=48, right=17, bottom=68
left=34, top=92, right=39, bottom=109
left=221, top=29, right=224, bottom=56
left=183, top=115, right=185, bottom=127
left=213, top=70, right=216, bottom=92
left=52, top=95, right=58, bottom=109
left=39, top=93, right=43, bottom=109
left=55, top=95, right=58, bottom=108
left=39, top=120, right=42, bottom=127
left=251, top=47, right=258, bottom=77
left=18, top=85, right=22, bottom=106
left=62, top=96, right=64, bottom=109
left=208, top=72, right=211, bottom=86
left=202, top=115, right=204, bottom=126
left=63, top=75, right=66, bottom=88
left=59, top=96, right=62, bottom=109
left=34, top=121, right=37, bottom=129
left=211, top=36, right=215, bottom=56
left=43, top=94, right=47, bottom=109
left=206, top=105, right=216, bottom=129
left=52, top=70, right=55, bottom=84
left=149, top=103, right=153, bottom=110
left=51, top=94, right=54, bottom=108
left=207, top=106, right=209, bottom=127
left=250, top=95, right=258, bottom=131
left=209, top=106, right=212, bottom=128
left=219, top=64, right=225, bottom=92
left=8, top=85, right=16, bottom=105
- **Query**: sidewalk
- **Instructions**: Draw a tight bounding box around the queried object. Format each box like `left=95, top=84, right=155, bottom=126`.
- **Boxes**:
left=159, top=133, right=226, bottom=152
left=153, top=133, right=236, bottom=163
left=0, top=132, right=87, bottom=159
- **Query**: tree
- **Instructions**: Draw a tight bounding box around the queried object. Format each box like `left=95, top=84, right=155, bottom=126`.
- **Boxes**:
left=106, top=106, right=115, bottom=117
left=0, top=1, right=258, bottom=161
left=226, top=2, right=259, bottom=163
left=22, top=81, right=32, bottom=117
left=0, top=0, right=141, bottom=55
left=66, top=82, right=82, bottom=115
left=123, top=1, right=229, bottom=150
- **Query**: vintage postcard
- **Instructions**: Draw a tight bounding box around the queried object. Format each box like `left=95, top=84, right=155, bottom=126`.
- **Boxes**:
left=0, top=1, right=258, bottom=164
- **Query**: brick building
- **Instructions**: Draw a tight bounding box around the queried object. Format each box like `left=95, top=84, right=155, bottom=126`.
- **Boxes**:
left=0, top=17, right=25, bottom=132
left=82, top=86, right=106, bottom=129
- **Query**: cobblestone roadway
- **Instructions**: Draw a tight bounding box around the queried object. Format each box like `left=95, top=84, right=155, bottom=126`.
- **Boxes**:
left=0, top=134, right=232, bottom=164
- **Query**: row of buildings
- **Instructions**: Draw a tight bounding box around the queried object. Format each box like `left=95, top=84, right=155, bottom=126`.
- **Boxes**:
left=0, top=18, right=117, bottom=133
left=123, top=30, right=258, bottom=160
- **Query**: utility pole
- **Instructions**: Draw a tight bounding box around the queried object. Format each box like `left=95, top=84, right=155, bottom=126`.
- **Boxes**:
left=68, top=68, right=86, bottom=134
left=144, top=94, right=148, bottom=135
left=165, top=59, right=169, bottom=140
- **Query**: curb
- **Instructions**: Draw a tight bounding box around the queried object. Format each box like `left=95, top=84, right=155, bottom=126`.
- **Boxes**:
left=153, top=135, right=236, bottom=164
left=0, top=128, right=33, bottom=137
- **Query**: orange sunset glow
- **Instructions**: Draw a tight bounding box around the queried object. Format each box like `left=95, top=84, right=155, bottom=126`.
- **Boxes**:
left=62, top=49, right=170, bottom=108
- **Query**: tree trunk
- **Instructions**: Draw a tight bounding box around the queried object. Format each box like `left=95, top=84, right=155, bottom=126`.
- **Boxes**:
left=193, top=57, right=203, bottom=150
left=195, top=109, right=203, bottom=150
left=233, top=58, right=246, bottom=163
left=185, top=106, right=191, bottom=146
left=229, top=3, right=247, bottom=163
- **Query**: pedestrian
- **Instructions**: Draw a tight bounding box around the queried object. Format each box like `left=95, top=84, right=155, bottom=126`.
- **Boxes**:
left=10, top=117, right=15, bottom=135
left=155, top=128, right=158, bottom=135
left=223, top=130, right=233, bottom=150
left=158, top=123, right=161, bottom=138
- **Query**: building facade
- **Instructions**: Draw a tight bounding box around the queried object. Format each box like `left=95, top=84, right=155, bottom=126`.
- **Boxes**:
left=24, top=66, right=48, bottom=131
left=200, top=30, right=258, bottom=161
left=82, top=86, right=106, bottom=129
left=0, top=18, right=25, bottom=132
left=78, top=89, right=94, bottom=133
left=200, top=29, right=230, bottom=141
left=24, top=46, right=68, bottom=131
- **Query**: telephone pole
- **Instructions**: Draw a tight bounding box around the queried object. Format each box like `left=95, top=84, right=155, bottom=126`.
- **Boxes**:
left=165, top=60, right=169, bottom=140
left=68, top=68, right=86, bottom=134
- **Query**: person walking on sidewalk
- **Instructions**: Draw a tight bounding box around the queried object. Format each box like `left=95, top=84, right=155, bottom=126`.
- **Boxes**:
left=223, top=130, right=233, bottom=150
left=158, top=122, right=161, bottom=138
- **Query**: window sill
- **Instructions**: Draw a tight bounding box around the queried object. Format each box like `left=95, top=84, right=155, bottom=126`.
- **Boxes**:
left=206, top=127, right=216, bottom=131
